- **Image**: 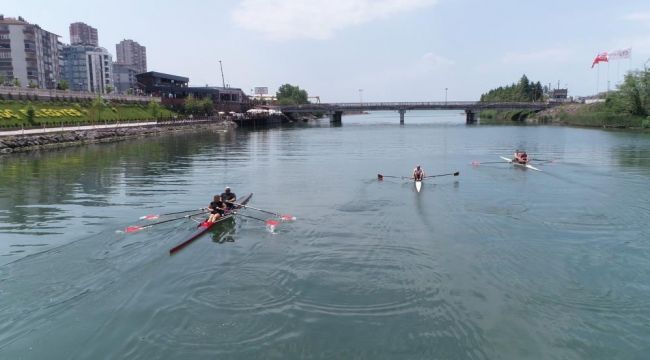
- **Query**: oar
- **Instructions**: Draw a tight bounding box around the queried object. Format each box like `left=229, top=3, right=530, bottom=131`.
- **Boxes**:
left=377, top=174, right=410, bottom=180
left=471, top=161, right=506, bottom=166
left=231, top=202, right=296, bottom=221
left=531, top=158, right=556, bottom=163
left=123, top=210, right=207, bottom=233
left=235, top=213, right=280, bottom=232
left=424, top=171, right=460, bottom=179
left=139, top=208, right=205, bottom=220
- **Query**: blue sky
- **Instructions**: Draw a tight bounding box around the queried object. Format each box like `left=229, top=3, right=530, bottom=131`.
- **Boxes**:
left=3, top=0, right=650, bottom=101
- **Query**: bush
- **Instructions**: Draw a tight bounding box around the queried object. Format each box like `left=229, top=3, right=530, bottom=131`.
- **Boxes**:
left=643, top=117, right=650, bottom=129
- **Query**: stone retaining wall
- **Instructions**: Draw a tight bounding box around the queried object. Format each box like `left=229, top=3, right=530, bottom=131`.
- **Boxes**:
left=0, top=121, right=236, bottom=154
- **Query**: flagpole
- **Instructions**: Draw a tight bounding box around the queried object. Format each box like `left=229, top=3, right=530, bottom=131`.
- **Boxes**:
left=596, top=63, right=600, bottom=95
left=607, top=60, right=610, bottom=96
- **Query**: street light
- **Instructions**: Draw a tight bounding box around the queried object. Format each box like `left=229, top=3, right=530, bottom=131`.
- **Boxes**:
left=445, top=88, right=448, bottom=104
left=359, top=89, right=363, bottom=105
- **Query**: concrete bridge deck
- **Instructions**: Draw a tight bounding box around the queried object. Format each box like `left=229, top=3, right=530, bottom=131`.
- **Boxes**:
left=279, top=101, right=556, bottom=124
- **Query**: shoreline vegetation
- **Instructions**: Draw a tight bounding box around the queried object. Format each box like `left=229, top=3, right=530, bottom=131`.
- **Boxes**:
left=479, top=71, right=650, bottom=130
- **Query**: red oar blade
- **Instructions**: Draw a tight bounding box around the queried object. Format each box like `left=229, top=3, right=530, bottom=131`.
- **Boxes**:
left=280, top=214, right=296, bottom=221
left=377, top=174, right=384, bottom=181
left=139, top=214, right=160, bottom=220
left=265, top=219, right=280, bottom=233
left=124, top=225, right=144, bottom=233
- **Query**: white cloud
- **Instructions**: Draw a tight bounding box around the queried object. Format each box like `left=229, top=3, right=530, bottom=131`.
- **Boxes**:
left=232, top=0, right=437, bottom=41
left=501, top=48, right=571, bottom=64
left=623, top=12, right=650, bottom=22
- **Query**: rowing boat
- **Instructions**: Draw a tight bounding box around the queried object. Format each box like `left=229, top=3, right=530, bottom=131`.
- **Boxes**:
left=415, top=179, right=422, bottom=192
left=169, top=193, right=253, bottom=255
left=500, top=156, right=541, bottom=172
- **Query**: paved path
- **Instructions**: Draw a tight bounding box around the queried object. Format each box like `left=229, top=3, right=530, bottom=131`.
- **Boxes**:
left=0, top=122, right=157, bottom=137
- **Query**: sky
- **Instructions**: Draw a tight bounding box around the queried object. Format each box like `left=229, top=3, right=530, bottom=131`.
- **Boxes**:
left=3, top=0, right=650, bottom=101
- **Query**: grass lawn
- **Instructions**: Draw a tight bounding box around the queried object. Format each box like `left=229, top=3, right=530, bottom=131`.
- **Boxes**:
left=0, top=99, right=175, bottom=128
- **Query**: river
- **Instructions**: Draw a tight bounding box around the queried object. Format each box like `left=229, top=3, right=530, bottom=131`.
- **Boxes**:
left=1, top=111, right=649, bottom=359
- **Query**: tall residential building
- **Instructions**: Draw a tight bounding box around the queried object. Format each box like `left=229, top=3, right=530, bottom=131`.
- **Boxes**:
left=61, top=45, right=113, bottom=93
left=0, top=15, right=61, bottom=89
left=116, top=39, right=146, bottom=73
left=69, top=22, right=98, bottom=46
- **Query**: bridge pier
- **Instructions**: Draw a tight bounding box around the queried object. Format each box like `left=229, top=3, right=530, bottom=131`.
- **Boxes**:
left=329, top=111, right=342, bottom=124
left=465, top=109, right=476, bottom=124
left=399, top=109, right=406, bottom=125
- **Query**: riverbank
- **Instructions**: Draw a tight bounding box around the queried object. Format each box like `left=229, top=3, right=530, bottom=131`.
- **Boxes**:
left=480, top=103, right=650, bottom=130
left=0, top=120, right=236, bottom=154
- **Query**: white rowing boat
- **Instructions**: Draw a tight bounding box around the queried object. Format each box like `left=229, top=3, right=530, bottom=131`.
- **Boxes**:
left=415, top=180, right=422, bottom=192
left=500, top=156, right=541, bottom=172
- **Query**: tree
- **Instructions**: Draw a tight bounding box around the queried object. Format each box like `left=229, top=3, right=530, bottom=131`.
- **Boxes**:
left=28, top=80, right=38, bottom=89
left=183, top=95, right=201, bottom=114
left=105, top=85, right=114, bottom=94
left=276, top=84, right=309, bottom=105
left=57, top=80, right=69, bottom=91
left=90, top=95, right=107, bottom=123
left=26, top=103, right=36, bottom=124
left=148, top=100, right=161, bottom=118
left=610, top=69, right=650, bottom=116
left=13, top=78, right=21, bottom=87
left=0, top=73, right=5, bottom=85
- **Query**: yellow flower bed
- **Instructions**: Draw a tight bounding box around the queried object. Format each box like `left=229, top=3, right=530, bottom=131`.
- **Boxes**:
left=0, top=108, right=84, bottom=120
left=0, top=109, right=20, bottom=119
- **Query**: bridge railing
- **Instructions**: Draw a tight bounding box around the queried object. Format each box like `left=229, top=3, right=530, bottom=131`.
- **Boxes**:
left=279, top=101, right=553, bottom=111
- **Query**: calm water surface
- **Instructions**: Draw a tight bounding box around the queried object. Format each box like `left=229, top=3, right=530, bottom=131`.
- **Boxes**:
left=1, top=111, right=649, bottom=359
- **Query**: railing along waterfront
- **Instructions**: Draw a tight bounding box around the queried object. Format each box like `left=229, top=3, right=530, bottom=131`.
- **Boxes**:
left=0, top=86, right=159, bottom=103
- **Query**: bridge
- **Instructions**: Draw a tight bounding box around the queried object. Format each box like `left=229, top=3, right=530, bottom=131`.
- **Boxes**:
left=279, top=101, right=557, bottom=124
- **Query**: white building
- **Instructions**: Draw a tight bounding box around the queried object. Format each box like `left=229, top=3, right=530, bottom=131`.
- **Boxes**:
left=0, top=15, right=60, bottom=89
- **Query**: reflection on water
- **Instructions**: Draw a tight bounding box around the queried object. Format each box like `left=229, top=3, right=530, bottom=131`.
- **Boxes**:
left=1, top=113, right=650, bottom=359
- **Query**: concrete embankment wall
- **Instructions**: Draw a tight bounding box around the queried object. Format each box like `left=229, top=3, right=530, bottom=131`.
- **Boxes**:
left=0, top=120, right=236, bottom=154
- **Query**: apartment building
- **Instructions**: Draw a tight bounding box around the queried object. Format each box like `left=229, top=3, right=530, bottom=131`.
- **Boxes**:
left=61, top=44, right=113, bottom=93
left=0, top=15, right=61, bottom=89
left=116, top=39, right=146, bottom=74
left=69, top=22, right=98, bottom=46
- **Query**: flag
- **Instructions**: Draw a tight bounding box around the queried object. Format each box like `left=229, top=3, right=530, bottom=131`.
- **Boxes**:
left=609, top=48, right=631, bottom=60
left=591, top=52, right=608, bottom=68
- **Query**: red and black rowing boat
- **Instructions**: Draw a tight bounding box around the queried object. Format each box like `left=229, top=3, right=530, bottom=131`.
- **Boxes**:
left=169, top=193, right=253, bottom=255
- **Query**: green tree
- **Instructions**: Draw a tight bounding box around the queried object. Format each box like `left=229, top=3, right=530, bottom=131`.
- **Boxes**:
left=13, top=78, right=21, bottom=87
left=26, top=103, right=36, bottom=124
left=183, top=95, right=201, bottom=114
left=276, top=84, right=309, bottom=105
left=28, top=80, right=38, bottom=89
left=105, top=85, right=114, bottom=94
left=57, top=79, right=69, bottom=91
left=90, top=95, right=107, bottom=123
left=610, top=69, right=650, bottom=116
left=0, top=73, right=5, bottom=85
left=148, top=100, right=161, bottom=118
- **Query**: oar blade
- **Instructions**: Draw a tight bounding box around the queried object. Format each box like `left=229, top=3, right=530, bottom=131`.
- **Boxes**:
left=139, top=214, right=160, bottom=220
left=265, top=219, right=280, bottom=233
left=377, top=174, right=384, bottom=181
left=124, top=225, right=144, bottom=233
left=453, top=171, right=460, bottom=176
left=280, top=214, right=296, bottom=221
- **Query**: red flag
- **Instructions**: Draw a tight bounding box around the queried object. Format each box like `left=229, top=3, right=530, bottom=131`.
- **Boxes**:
left=591, top=52, right=608, bottom=68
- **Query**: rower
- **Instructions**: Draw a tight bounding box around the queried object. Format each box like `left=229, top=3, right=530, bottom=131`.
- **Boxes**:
left=220, top=186, right=237, bottom=210
left=413, top=165, right=425, bottom=181
left=513, top=150, right=528, bottom=164
left=207, top=195, right=227, bottom=222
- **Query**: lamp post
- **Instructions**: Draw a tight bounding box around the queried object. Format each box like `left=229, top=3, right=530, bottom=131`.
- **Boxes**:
left=445, top=87, right=448, bottom=104
left=359, top=89, right=363, bottom=105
